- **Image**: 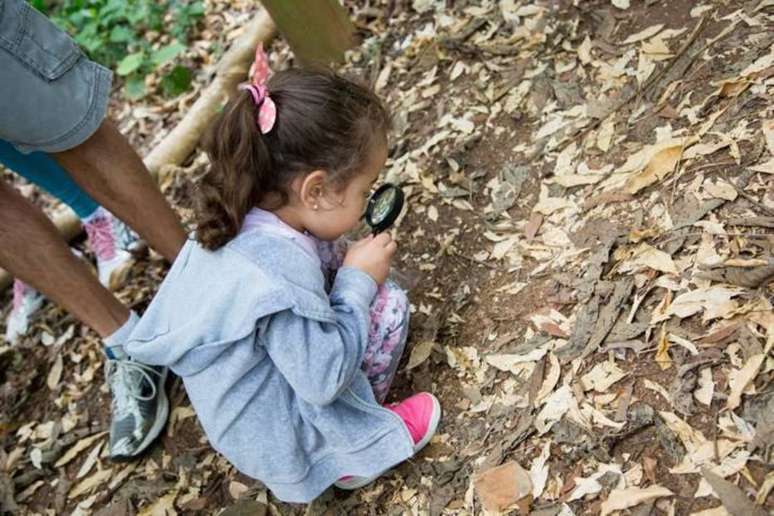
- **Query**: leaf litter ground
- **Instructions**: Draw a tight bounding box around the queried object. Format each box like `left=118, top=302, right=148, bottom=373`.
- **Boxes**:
left=1, top=0, right=773, bottom=514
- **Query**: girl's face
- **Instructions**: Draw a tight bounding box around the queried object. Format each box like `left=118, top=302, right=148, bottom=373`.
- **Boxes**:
left=305, top=140, right=388, bottom=241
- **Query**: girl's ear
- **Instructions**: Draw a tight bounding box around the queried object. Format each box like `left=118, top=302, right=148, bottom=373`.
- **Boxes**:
left=298, top=170, right=328, bottom=210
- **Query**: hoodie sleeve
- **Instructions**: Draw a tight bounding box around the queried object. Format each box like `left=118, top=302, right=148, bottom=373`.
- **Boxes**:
left=261, top=267, right=377, bottom=406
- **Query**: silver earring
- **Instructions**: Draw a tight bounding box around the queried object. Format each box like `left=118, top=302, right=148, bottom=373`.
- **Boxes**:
left=313, top=204, right=319, bottom=210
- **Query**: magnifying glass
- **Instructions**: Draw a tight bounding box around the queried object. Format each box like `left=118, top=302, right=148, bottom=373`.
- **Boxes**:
left=364, top=183, right=404, bottom=234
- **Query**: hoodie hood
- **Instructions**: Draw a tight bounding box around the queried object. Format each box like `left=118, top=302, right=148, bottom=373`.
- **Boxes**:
left=125, top=236, right=332, bottom=376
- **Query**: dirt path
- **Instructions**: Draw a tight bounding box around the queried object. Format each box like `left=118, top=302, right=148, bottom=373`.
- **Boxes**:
left=2, top=1, right=773, bottom=515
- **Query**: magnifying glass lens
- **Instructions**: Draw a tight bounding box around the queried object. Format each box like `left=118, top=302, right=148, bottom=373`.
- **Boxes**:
left=371, top=189, right=395, bottom=223
left=365, top=183, right=404, bottom=234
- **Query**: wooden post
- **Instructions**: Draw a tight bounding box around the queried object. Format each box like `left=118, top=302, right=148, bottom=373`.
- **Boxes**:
left=259, top=0, right=356, bottom=65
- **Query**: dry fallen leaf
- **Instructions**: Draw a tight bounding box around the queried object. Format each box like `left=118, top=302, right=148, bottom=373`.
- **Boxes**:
left=528, top=440, right=551, bottom=499
left=534, top=352, right=561, bottom=406
left=535, top=385, right=573, bottom=435
left=750, top=157, right=774, bottom=174
left=473, top=461, right=533, bottom=512
left=624, top=144, right=684, bottom=194
left=726, top=352, right=765, bottom=411
left=581, top=360, right=627, bottom=392
left=701, top=468, right=767, bottom=516
left=703, top=179, right=737, bottom=201
left=689, top=507, right=730, bottom=516
left=756, top=471, right=774, bottom=505
left=407, top=339, right=435, bottom=369
left=600, top=485, right=673, bottom=516
left=47, top=354, right=64, bottom=391
left=622, top=24, right=664, bottom=44
left=228, top=480, right=249, bottom=500
left=567, top=464, right=623, bottom=501
left=75, top=442, right=103, bottom=480
left=644, top=378, right=671, bottom=403
left=667, top=287, right=741, bottom=321
left=487, top=349, right=547, bottom=372
left=655, top=327, right=673, bottom=371
left=68, top=468, right=112, bottom=499
left=695, top=450, right=750, bottom=497
left=55, top=432, right=107, bottom=468
left=138, top=491, right=178, bottom=516
left=694, top=367, right=714, bottom=406
left=626, top=243, right=679, bottom=274
left=659, top=411, right=708, bottom=454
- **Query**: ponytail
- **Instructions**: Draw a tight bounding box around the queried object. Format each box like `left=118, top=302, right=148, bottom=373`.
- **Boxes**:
left=195, top=92, right=273, bottom=250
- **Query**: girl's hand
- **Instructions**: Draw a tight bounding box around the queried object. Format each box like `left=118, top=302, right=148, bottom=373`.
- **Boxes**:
left=343, top=233, right=397, bottom=285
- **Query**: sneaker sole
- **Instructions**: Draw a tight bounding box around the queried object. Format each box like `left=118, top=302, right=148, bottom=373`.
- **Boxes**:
left=334, top=394, right=442, bottom=491
left=334, top=475, right=381, bottom=490
left=106, top=259, right=135, bottom=291
left=110, top=368, right=170, bottom=462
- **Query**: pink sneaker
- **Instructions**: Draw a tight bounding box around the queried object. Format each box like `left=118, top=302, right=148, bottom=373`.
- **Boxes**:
left=5, top=279, right=44, bottom=343
left=387, top=393, right=442, bottom=452
left=83, top=207, right=144, bottom=290
left=334, top=393, right=442, bottom=490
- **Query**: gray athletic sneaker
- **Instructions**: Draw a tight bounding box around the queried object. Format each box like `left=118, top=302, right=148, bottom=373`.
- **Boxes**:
left=105, top=357, right=169, bottom=461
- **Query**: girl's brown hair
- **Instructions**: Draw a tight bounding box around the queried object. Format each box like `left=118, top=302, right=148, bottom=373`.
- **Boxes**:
left=195, top=68, right=390, bottom=250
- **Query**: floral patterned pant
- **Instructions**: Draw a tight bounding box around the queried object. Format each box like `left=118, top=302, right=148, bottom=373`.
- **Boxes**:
left=317, top=239, right=410, bottom=403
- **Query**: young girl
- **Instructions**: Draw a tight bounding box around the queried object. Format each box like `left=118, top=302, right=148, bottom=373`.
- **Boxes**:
left=125, top=47, right=441, bottom=503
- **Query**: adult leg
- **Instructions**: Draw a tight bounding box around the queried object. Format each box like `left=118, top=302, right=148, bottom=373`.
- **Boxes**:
left=0, top=180, right=128, bottom=337
left=1, top=138, right=144, bottom=290
left=0, top=138, right=144, bottom=341
left=0, top=139, right=98, bottom=218
left=52, top=120, right=186, bottom=263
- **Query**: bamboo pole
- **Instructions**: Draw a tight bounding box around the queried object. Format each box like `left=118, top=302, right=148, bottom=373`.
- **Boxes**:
left=0, top=9, right=277, bottom=291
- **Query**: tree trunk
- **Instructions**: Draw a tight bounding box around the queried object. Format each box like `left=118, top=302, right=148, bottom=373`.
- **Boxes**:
left=259, top=0, right=356, bottom=66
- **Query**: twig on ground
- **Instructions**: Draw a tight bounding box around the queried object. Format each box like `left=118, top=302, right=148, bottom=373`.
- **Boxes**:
left=639, top=16, right=708, bottom=104
left=721, top=170, right=774, bottom=216
left=668, top=141, right=689, bottom=209
left=727, top=217, right=774, bottom=229
left=451, top=250, right=498, bottom=269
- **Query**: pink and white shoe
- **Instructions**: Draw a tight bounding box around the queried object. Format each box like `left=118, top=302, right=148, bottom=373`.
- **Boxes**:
left=4, top=279, right=44, bottom=343
left=83, top=207, right=144, bottom=290
left=335, top=393, right=442, bottom=490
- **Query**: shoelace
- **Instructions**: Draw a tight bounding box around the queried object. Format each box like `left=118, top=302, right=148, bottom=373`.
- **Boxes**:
left=110, top=360, right=161, bottom=403
left=84, top=215, right=117, bottom=261
left=118, top=225, right=137, bottom=250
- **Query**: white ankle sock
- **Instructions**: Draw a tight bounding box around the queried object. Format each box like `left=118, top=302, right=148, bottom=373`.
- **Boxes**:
left=103, top=310, right=139, bottom=360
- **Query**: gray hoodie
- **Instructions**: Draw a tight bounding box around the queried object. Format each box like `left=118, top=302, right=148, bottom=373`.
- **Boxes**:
left=125, top=232, right=413, bottom=503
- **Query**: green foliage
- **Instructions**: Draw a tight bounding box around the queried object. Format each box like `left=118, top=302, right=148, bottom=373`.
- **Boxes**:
left=42, top=0, right=204, bottom=99
left=160, top=65, right=193, bottom=97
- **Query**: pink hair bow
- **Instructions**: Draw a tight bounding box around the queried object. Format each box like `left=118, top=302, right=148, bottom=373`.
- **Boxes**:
left=239, top=43, right=276, bottom=134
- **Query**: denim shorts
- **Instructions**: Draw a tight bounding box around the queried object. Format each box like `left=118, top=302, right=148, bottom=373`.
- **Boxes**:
left=0, top=0, right=112, bottom=154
